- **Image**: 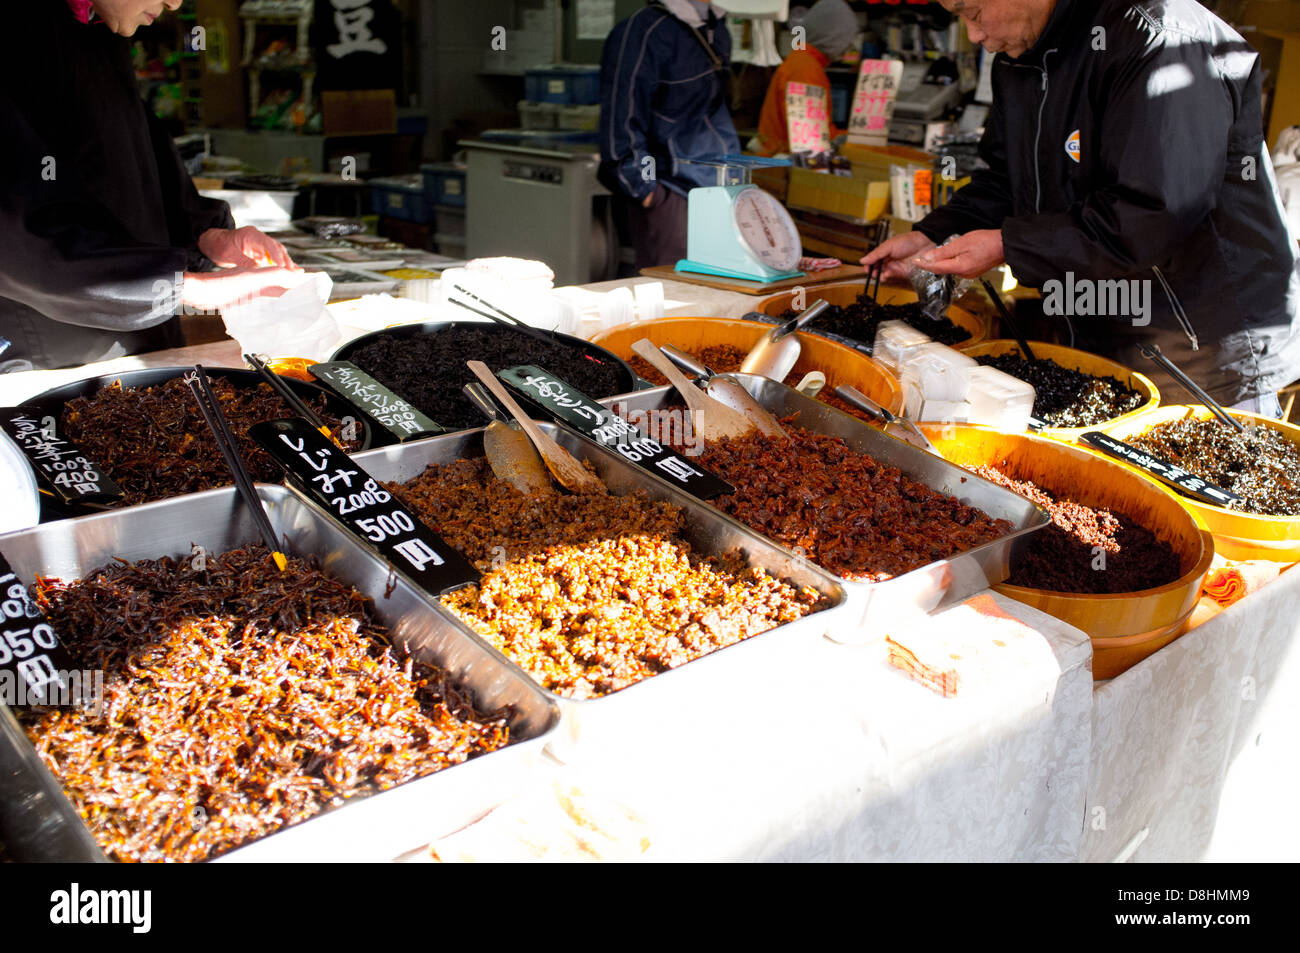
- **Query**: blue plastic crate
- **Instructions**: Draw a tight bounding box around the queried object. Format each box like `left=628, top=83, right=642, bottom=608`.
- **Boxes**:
left=525, top=65, right=601, bottom=105
left=420, top=163, right=467, bottom=209
left=369, top=174, right=432, bottom=223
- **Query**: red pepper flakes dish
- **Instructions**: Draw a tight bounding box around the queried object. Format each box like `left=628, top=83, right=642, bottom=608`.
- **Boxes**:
left=20, top=545, right=511, bottom=863
left=688, top=426, right=1014, bottom=583
left=387, top=458, right=828, bottom=700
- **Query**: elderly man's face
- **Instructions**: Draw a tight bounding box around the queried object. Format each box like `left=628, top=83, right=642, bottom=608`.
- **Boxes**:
left=92, top=0, right=183, bottom=36
left=938, top=0, right=1056, bottom=59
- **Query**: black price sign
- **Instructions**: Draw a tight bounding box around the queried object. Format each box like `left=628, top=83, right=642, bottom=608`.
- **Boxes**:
left=250, top=418, right=479, bottom=595
left=498, top=365, right=734, bottom=500
left=0, top=551, right=79, bottom=709
left=309, top=361, right=444, bottom=442
left=1080, top=431, right=1244, bottom=507
left=1, top=408, right=123, bottom=505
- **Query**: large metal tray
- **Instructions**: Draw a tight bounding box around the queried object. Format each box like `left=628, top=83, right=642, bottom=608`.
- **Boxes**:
left=350, top=423, right=848, bottom=762
left=18, top=365, right=388, bottom=523
left=0, top=485, right=559, bottom=862
left=599, top=374, right=1050, bottom=640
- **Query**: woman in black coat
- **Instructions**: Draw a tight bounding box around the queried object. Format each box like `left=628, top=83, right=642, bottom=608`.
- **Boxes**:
left=0, top=1, right=301, bottom=371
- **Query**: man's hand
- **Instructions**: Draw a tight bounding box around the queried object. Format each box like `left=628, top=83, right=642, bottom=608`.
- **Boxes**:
left=860, top=231, right=937, bottom=280
left=198, top=226, right=296, bottom=269
left=180, top=265, right=305, bottom=312
left=915, top=229, right=1005, bottom=279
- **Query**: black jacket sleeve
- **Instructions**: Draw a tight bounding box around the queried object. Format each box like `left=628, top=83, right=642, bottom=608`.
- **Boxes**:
left=1000, top=34, right=1236, bottom=285
left=0, top=88, right=189, bottom=332
left=916, top=95, right=1014, bottom=242
left=145, top=109, right=234, bottom=271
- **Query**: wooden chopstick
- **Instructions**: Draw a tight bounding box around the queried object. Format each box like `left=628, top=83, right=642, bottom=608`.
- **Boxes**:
left=244, top=353, right=335, bottom=442
left=184, top=366, right=288, bottom=571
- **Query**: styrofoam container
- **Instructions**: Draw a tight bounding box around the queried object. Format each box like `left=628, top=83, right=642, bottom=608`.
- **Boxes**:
left=901, top=341, right=977, bottom=403
left=966, top=365, right=1036, bottom=432
left=874, top=319, right=931, bottom=373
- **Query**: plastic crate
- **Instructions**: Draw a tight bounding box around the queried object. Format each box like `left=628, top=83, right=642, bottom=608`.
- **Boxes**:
left=525, top=65, right=601, bottom=105
left=517, top=100, right=559, bottom=130
left=368, top=174, right=432, bottom=224
left=433, top=205, right=466, bottom=239
left=420, top=163, right=467, bottom=209
left=556, top=103, right=599, bottom=132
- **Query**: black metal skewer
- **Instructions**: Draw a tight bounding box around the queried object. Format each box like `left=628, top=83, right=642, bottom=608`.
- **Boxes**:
left=979, top=278, right=1037, bottom=362
left=184, top=365, right=288, bottom=570
left=1138, top=344, right=1244, bottom=432
left=244, top=353, right=335, bottom=442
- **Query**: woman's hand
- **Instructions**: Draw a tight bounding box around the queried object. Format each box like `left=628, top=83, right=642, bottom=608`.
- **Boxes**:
left=180, top=265, right=304, bottom=312
left=860, top=231, right=937, bottom=280
left=198, top=226, right=297, bottom=269
left=914, top=229, right=1005, bottom=279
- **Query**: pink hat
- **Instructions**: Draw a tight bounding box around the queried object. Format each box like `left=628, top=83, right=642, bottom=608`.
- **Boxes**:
left=66, top=0, right=94, bottom=24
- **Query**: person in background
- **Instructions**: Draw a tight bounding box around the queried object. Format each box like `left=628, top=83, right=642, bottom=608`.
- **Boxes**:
left=599, top=1, right=741, bottom=270
left=861, top=0, right=1300, bottom=414
left=753, top=0, right=859, bottom=156
left=0, top=1, right=300, bottom=372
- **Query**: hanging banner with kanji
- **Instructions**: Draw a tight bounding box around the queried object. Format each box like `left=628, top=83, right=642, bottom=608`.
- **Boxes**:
left=785, top=82, right=831, bottom=154
left=848, top=59, right=904, bottom=146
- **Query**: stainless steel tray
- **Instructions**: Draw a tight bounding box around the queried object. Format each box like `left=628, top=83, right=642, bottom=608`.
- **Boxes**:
left=350, top=423, right=848, bottom=762
left=0, top=485, right=559, bottom=862
left=599, top=374, right=1050, bottom=641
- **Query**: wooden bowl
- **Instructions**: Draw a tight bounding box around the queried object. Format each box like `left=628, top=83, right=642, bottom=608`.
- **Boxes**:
left=961, top=340, right=1160, bottom=439
left=920, top=424, right=1215, bottom=679
left=754, top=280, right=989, bottom=351
left=590, top=316, right=904, bottom=416
left=1099, top=405, right=1300, bottom=562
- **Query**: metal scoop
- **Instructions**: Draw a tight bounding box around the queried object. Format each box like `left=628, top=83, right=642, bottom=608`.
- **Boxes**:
left=739, top=299, right=830, bottom=381
left=631, top=339, right=758, bottom=441
left=834, top=384, right=940, bottom=455
left=462, top=383, right=553, bottom=494
left=659, top=344, right=788, bottom=439
left=466, top=362, right=606, bottom=494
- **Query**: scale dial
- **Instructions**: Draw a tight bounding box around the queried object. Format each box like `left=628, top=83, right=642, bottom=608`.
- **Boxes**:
left=732, top=186, right=801, bottom=273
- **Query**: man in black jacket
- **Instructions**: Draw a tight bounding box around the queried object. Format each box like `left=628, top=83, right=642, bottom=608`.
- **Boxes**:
left=0, top=1, right=300, bottom=372
left=863, top=0, right=1300, bottom=410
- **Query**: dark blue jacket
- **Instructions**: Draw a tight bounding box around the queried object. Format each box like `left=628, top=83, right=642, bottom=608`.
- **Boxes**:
left=599, top=2, right=741, bottom=202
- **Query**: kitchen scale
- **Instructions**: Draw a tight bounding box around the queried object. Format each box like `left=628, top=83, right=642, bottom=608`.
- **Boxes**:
left=676, top=155, right=803, bottom=283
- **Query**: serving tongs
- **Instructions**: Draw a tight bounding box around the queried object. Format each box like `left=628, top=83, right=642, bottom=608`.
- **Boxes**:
left=448, top=283, right=614, bottom=368
left=1139, top=344, right=1244, bottom=433
left=462, top=382, right=553, bottom=494
left=183, top=365, right=288, bottom=571
left=465, top=361, right=606, bottom=494
left=833, top=384, right=940, bottom=455
left=738, top=299, right=830, bottom=381
left=631, top=339, right=759, bottom=442
left=862, top=219, right=891, bottom=305
left=658, top=345, right=788, bottom=438
left=978, top=278, right=1037, bottom=362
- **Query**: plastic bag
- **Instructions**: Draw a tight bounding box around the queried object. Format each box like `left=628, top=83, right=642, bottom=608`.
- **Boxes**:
left=906, top=235, right=973, bottom=320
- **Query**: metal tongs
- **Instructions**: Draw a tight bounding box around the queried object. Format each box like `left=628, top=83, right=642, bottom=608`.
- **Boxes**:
left=1139, top=344, right=1244, bottom=432
left=833, top=384, right=940, bottom=455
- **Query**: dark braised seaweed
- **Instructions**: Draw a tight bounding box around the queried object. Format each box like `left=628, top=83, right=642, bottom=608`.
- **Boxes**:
left=348, top=327, right=626, bottom=430
left=689, top=425, right=1013, bottom=582
left=777, top=294, right=972, bottom=348
left=974, top=354, right=1145, bottom=427
left=1127, top=416, right=1300, bottom=516
left=971, top=466, right=1182, bottom=593
left=20, top=545, right=511, bottom=863
left=62, top=377, right=359, bottom=507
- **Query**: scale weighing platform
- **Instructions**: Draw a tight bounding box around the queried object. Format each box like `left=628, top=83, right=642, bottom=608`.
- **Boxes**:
left=676, top=155, right=804, bottom=284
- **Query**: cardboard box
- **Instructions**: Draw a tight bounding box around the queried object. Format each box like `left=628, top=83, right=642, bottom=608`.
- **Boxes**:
left=786, top=167, right=891, bottom=223
left=321, top=90, right=397, bottom=136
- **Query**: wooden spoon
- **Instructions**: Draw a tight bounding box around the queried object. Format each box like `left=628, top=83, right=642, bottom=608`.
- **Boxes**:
left=465, top=361, right=606, bottom=494
left=631, top=339, right=757, bottom=442
left=462, top=383, right=553, bottom=495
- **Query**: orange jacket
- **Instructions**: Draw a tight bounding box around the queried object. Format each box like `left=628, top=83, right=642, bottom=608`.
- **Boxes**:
left=755, top=47, right=842, bottom=156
